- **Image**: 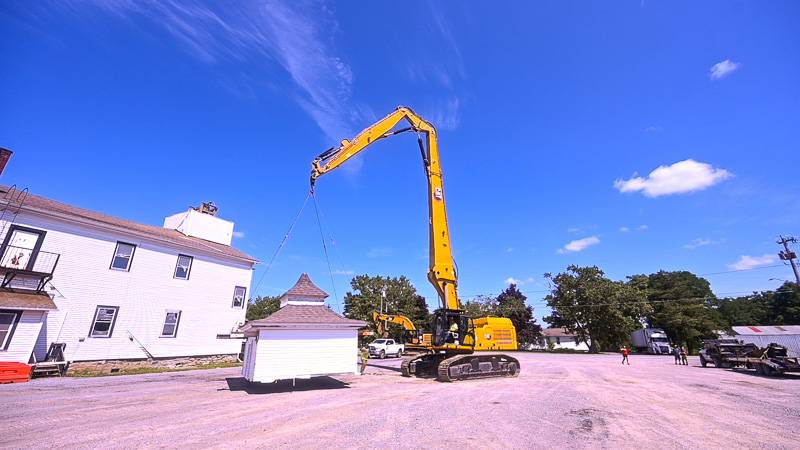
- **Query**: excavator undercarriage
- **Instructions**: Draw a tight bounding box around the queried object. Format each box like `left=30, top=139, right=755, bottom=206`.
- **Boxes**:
left=401, top=352, right=521, bottom=382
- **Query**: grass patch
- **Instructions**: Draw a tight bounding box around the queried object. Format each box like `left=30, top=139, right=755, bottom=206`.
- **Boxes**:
left=68, top=361, right=242, bottom=378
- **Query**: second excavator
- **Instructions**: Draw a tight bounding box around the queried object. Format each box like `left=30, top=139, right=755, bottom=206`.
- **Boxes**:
left=310, top=106, right=520, bottom=382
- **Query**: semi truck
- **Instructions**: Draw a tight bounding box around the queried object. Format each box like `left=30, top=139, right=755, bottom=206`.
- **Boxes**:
left=631, top=328, right=673, bottom=354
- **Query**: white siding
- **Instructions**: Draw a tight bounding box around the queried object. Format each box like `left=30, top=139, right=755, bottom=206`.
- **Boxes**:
left=248, top=329, right=358, bottom=383
left=242, top=337, right=257, bottom=380
left=0, top=310, right=46, bottom=363
left=1, top=212, right=253, bottom=362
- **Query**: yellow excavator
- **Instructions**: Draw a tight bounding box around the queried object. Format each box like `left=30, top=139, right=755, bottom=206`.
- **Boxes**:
left=310, top=106, right=520, bottom=381
left=372, top=311, right=517, bottom=352
left=371, top=311, right=432, bottom=350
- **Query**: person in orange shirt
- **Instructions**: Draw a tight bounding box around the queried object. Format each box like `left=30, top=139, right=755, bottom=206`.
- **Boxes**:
left=621, top=346, right=630, bottom=365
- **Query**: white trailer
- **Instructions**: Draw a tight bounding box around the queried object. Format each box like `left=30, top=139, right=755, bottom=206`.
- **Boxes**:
left=631, top=328, right=673, bottom=354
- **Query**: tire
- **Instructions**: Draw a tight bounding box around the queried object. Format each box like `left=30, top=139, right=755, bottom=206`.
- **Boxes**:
left=396, top=349, right=403, bottom=358
left=756, top=364, right=765, bottom=375
left=700, top=355, right=707, bottom=368
left=379, top=350, right=386, bottom=359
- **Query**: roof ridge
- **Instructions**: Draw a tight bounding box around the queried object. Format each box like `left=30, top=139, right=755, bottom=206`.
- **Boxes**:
left=0, top=184, right=257, bottom=263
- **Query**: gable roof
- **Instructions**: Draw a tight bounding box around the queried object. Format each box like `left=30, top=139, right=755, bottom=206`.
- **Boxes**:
left=281, top=273, right=328, bottom=300
left=0, top=185, right=256, bottom=264
left=241, top=305, right=365, bottom=334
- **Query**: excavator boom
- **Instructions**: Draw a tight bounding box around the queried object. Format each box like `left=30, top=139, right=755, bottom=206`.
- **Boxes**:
left=312, top=107, right=458, bottom=312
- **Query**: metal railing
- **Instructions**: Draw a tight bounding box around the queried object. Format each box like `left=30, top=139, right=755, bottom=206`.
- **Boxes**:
left=0, top=246, right=60, bottom=275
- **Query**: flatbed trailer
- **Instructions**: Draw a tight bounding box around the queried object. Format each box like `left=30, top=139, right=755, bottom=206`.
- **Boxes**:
left=701, top=341, right=800, bottom=376
left=726, top=344, right=800, bottom=376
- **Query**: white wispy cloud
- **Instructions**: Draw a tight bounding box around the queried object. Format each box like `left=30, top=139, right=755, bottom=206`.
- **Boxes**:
left=684, top=238, right=724, bottom=249
left=425, top=97, right=461, bottom=131
left=728, top=254, right=777, bottom=270
left=710, top=59, right=741, bottom=80
left=64, top=0, right=363, bottom=142
left=505, top=247, right=514, bottom=253
left=558, top=236, right=600, bottom=254
left=505, top=276, right=535, bottom=286
left=333, top=269, right=354, bottom=276
left=644, top=125, right=663, bottom=133
left=232, top=231, right=245, bottom=239
left=614, top=159, right=731, bottom=197
left=620, top=225, right=648, bottom=233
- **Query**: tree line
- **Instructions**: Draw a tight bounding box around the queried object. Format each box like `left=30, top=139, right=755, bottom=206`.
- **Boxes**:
left=246, top=268, right=799, bottom=354
left=544, top=265, right=799, bottom=353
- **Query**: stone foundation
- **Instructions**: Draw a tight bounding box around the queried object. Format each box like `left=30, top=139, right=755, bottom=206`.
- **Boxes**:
left=68, top=354, right=240, bottom=375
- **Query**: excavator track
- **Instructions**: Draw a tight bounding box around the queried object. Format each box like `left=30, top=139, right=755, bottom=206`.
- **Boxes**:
left=436, top=353, right=520, bottom=382
left=401, top=353, right=443, bottom=378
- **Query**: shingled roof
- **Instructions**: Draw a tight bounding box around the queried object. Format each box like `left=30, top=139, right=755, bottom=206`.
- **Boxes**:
left=0, top=185, right=256, bottom=264
left=242, top=305, right=365, bottom=334
left=280, top=273, right=328, bottom=300
left=0, top=290, right=57, bottom=310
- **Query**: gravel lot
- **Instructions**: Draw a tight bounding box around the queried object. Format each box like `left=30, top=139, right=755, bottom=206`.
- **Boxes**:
left=2, top=352, right=799, bottom=449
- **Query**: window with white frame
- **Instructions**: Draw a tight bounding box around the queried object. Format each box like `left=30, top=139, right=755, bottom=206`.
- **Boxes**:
left=232, top=286, right=246, bottom=308
left=161, top=311, right=181, bottom=337
left=174, top=255, right=193, bottom=280
left=0, top=310, right=20, bottom=350
left=90, top=306, right=119, bottom=338
left=110, top=242, right=136, bottom=271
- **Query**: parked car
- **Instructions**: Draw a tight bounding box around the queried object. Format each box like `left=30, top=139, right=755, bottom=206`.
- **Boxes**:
left=368, top=339, right=404, bottom=359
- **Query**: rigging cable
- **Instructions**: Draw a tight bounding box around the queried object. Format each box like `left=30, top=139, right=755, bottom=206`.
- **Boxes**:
left=312, top=192, right=341, bottom=313
left=253, top=192, right=311, bottom=296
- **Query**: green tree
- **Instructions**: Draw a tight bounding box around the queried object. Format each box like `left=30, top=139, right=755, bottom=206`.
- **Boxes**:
left=644, top=271, right=723, bottom=353
left=246, top=295, right=280, bottom=321
left=765, top=282, right=800, bottom=324
left=494, top=284, right=543, bottom=348
left=343, top=274, right=428, bottom=340
left=544, top=265, right=650, bottom=353
left=462, top=295, right=494, bottom=318
left=712, top=295, right=768, bottom=327
left=715, top=282, right=800, bottom=327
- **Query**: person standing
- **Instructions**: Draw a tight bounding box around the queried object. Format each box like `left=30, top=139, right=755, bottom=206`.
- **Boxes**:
left=359, top=345, right=370, bottom=375
left=672, top=346, right=681, bottom=365
left=621, top=346, right=630, bottom=365
left=680, top=346, right=689, bottom=366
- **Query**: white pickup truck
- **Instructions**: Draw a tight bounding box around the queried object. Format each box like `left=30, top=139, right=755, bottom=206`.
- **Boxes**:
left=368, top=339, right=404, bottom=359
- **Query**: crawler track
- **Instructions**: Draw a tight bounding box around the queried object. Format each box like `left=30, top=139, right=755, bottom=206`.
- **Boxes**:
left=401, top=352, right=520, bottom=382
left=437, top=353, right=520, bottom=382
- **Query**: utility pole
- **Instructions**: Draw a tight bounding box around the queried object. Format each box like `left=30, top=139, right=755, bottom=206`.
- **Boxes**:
left=777, top=235, right=800, bottom=285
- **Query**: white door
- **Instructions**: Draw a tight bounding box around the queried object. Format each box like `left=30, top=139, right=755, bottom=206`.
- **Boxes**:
left=1, top=227, right=44, bottom=270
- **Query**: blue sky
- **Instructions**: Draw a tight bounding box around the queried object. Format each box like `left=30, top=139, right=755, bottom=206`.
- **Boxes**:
left=2, top=1, right=799, bottom=321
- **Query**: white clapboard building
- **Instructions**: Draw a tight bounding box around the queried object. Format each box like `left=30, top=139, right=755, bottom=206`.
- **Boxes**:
left=0, top=185, right=256, bottom=364
left=241, top=274, right=365, bottom=383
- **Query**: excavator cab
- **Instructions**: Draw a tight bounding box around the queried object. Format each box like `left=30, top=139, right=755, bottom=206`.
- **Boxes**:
left=432, top=310, right=472, bottom=348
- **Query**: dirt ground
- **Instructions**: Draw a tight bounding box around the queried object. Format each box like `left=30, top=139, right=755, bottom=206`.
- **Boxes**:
left=3, top=352, right=799, bottom=449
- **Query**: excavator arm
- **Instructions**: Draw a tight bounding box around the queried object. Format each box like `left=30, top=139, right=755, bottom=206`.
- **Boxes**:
left=372, top=310, right=418, bottom=335
left=311, top=106, right=459, bottom=312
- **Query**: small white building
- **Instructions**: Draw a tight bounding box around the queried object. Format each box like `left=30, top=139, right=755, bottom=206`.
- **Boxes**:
left=241, top=273, right=365, bottom=383
left=537, top=327, right=590, bottom=352
left=0, top=185, right=256, bottom=364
